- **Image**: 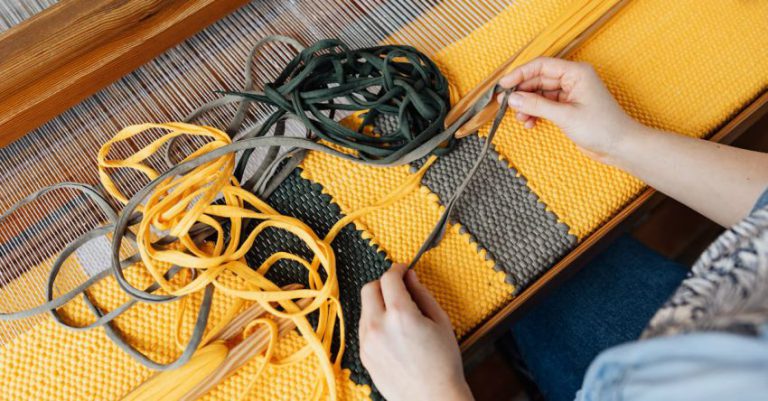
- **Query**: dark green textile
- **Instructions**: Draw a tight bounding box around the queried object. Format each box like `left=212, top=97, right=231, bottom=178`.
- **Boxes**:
left=246, top=168, right=390, bottom=400
left=225, top=38, right=453, bottom=180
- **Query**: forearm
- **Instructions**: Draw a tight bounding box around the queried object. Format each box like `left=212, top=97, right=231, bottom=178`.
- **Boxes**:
left=606, top=124, right=768, bottom=227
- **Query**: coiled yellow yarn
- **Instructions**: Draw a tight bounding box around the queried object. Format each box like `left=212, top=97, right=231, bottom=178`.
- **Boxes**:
left=97, top=122, right=434, bottom=400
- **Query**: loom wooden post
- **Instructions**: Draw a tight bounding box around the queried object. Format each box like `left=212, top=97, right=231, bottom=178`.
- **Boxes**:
left=0, top=0, right=250, bottom=148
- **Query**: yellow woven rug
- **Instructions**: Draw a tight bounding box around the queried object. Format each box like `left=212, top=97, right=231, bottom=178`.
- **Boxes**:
left=1, top=0, right=766, bottom=400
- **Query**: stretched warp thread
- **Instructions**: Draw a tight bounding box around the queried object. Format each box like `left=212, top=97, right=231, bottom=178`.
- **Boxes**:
left=0, top=37, right=509, bottom=400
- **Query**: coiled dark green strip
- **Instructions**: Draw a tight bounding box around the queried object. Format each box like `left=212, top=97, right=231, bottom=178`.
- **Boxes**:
left=0, top=36, right=507, bottom=373
left=223, top=38, right=454, bottom=181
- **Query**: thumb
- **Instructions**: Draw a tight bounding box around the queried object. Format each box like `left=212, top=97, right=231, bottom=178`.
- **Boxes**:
left=506, top=91, right=573, bottom=125
left=404, top=270, right=452, bottom=329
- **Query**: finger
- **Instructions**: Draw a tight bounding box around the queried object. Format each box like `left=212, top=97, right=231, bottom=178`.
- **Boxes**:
left=361, top=280, right=385, bottom=319
left=516, top=75, right=564, bottom=93
left=359, top=280, right=385, bottom=339
left=404, top=270, right=452, bottom=328
left=506, top=90, right=573, bottom=123
left=498, top=57, right=574, bottom=88
left=380, top=263, right=418, bottom=313
left=541, top=89, right=564, bottom=102
left=524, top=119, right=536, bottom=129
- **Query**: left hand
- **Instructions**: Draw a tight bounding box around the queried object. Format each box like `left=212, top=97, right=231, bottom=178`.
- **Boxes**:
left=358, top=263, right=474, bottom=401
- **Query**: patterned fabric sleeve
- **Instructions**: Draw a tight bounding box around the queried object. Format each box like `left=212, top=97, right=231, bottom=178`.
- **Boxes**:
left=642, top=188, right=768, bottom=339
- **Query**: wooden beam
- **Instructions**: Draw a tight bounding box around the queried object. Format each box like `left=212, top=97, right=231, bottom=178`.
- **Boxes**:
left=0, top=0, right=250, bottom=148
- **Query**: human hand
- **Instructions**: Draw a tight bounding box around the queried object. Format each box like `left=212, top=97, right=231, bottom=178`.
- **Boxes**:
left=359, top=264, right=474, bottom=401
left=497, top=57, right=643, bottom=163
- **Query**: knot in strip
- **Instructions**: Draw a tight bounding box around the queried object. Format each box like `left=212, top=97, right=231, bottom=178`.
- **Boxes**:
left=226, top=38, right=453, bottom=164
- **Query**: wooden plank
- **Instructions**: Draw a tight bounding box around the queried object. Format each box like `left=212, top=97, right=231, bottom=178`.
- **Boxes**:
left=460, top=89, right=768, bottom=357
left=0, top=0, right=250, bottom=148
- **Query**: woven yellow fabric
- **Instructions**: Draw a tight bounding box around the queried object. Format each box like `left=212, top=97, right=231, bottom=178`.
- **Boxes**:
left=200, top=330, right=371, bottom=401
left=0, top=259, right=371, bottom=400
left=5, top=1, right=768, bottom=400
left=298, top=151, right=514, bottom=337
left=435, top=0, right=768, bottom=238
left=0, top=256, right=87, bottom=346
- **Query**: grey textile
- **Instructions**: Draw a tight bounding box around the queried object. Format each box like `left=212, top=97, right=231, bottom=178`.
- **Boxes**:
left=412, top=135, right=577, bottom=292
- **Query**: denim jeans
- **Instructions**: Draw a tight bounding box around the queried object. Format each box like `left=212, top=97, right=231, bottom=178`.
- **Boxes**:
left=509, top=235, right=689, bottom=401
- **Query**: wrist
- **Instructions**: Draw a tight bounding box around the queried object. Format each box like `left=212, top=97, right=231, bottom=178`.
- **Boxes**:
left=601, top=121, right=656, bottom=168
left=443, top=379, right=474, bottom=401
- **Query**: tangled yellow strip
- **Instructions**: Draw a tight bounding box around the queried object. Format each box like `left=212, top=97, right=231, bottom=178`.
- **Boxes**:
left=96, top=123, right=435, bottom=400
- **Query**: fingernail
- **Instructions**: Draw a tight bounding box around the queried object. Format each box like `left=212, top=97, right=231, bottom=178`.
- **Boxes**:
left=507, top=93, right=523, bottom=108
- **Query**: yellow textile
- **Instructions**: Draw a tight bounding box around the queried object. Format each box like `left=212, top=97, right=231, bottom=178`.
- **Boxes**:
left=3, top=1, right=768, bottom=400
left=0, top=255, right=86, bottom=346
left=200, top=331, right=371, bottom=401
left=298, top=152, right=514, bottom=337
left=96, top=123, right=448, bottom=400
left=436, top=0, right=768, bottom=238
left=0, top=261, right=371, bottom=401
left=448, top=0, right=623, bottom=136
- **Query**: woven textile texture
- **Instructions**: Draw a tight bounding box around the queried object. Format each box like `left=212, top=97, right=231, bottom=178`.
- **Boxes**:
left=434, top=0, right=768, bottom=239
left=3, top=0, right=768, bottom=399
left=244, top=169, right=390, bottom=399
left=412, top=135, right=577, bottom=291
left=0, top=176, right=373, bottom=401
left=298, top=150, right=515, bottom=336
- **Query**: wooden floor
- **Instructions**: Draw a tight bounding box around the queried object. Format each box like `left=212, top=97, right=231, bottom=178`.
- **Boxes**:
left=464, top=115, right=768, bottom=401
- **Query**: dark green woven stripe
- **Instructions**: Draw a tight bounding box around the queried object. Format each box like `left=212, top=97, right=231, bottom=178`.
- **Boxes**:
left=245, top=168, right=389, bottom=400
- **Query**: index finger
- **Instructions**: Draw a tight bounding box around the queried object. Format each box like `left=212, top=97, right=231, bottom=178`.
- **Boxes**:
left=360, top=280, right=385, bottom=319
left=379, top=263, right=419, bottom=313
left=498, top=57, right=573, bottom=88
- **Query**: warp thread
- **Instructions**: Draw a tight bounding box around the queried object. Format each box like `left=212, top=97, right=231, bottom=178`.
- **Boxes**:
left=0, top=36, right=509, bottom=400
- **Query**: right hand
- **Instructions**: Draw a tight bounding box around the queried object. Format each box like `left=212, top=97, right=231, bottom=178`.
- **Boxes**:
left=358, top=264, right=474, bottom=401
left=497, top=57, right=642, bottom=163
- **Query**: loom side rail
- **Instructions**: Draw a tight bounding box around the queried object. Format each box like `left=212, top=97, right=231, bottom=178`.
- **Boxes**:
left=0, top=0, right=250, bottom=148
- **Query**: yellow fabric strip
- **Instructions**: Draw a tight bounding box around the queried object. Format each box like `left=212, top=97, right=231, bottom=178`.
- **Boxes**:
left=436, top=0, right=768, bottom=238
left=0, top=266, right=372, bottom=401
left=96, top=123, right=449, bottom=400
left=199, top=330, right=372, bottom=401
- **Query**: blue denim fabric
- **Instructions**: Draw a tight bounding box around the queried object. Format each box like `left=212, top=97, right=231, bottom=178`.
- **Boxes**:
left=754, top=189, right=768, bottom=211
left=576, top=326, right=768, bottom=401
left=510, top=235, right=688, bottom=401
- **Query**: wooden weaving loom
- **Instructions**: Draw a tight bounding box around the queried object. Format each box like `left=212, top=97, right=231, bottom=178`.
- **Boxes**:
left=1, top=1, right=767, bottom=400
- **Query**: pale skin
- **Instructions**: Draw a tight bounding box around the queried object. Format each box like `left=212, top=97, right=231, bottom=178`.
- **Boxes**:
left=359, top=57, right=768, bottom=401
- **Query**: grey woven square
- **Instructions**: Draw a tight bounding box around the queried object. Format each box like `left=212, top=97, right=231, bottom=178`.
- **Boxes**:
left=412, top=135, right=577, bottom=292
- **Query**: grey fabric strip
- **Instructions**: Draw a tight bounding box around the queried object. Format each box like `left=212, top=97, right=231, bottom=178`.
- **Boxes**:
left=411, top=135, right=577, bottom=292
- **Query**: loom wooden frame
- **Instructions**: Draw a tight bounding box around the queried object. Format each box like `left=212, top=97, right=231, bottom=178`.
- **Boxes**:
left=1, top=0, right=766, bottom=370
left=0, top=0, right=250, bottom=146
